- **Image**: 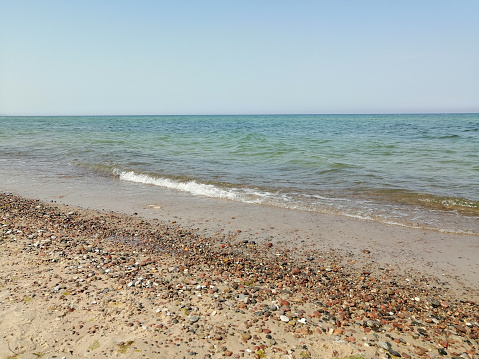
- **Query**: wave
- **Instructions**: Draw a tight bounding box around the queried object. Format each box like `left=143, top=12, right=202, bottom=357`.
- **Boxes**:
left=116, top=169, right=241, bottom=200
left=113, top=169, right=334, bottom=210
left=114, top=169, right=288, bottom=207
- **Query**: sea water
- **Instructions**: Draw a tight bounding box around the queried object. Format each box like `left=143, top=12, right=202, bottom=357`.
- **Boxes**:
left=0, top=114, right=478, bottom=234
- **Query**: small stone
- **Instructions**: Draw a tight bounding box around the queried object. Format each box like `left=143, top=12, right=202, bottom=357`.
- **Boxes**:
left=366, top=320, right=381, bottom=329
left=299, top=350, right=311, bottom=358
left=378, top=342, right=392, bottom=350
left=388, top=348, right=402, bottom=357
left=454, top=324, right=467, bottom=333
left=438, top=348, right=448, bottom=356
left=269, top=304, right=278, bottom=311
left=414, top=346, right=427, bottom=355
left=241, top=332, right=251, bottom=341
left=279, top=315, right=290, bottom=322
left=312, top=310, right=321, bottom=318
left=188, top=315, right=200, bottom=323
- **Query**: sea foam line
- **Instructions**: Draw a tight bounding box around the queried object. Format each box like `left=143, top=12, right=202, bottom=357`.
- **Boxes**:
left=116, top=169, right=354, bottom=210
left=117, top=170, right=241, bottom=200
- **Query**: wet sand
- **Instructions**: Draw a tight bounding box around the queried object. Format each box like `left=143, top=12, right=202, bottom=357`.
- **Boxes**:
left=0, top=192, right=478, bottom=358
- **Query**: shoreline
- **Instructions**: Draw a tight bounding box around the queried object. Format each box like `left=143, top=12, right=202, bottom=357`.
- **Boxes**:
left=1, top=192, right=478, bottom=358
left=2, top=172, right=476, bottom=292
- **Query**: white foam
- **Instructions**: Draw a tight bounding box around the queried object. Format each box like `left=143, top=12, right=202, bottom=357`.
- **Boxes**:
left=117, top=170, right=240, bottom=200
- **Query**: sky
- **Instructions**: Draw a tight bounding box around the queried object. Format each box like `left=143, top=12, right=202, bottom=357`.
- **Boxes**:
left=1, top=1, right=478, bottom=116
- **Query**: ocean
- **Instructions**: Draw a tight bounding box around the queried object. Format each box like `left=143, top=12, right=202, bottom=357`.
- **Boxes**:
left=1, top=114, right=478, bottom=234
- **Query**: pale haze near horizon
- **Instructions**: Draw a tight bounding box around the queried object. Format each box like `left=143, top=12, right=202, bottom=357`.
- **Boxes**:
left=1, top=1, right=478, bottom=116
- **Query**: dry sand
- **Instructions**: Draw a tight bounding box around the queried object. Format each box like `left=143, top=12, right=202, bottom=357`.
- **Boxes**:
left=0, top=192, right=478, bottom=358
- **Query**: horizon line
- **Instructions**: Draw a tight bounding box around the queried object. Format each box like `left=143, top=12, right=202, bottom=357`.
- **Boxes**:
left=2, top=111, right=479, bottom=117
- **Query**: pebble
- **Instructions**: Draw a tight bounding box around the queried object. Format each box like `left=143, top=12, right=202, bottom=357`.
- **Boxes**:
left=377, top=342, right=392, bottom=350
left=388, top=348, right=402, bottom=357
left=438, top=348, right=448, bottom=355
left=269, top=304, right=278, bottom=311
left=188, top=315, right=200, bottom=323
left=241, top=332, right=251, bottom=341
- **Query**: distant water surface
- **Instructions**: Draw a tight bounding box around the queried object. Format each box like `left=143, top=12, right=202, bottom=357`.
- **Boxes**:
left=1, top=114, right=478, bottom=234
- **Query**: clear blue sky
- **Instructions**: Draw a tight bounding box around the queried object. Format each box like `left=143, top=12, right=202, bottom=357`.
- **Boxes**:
left=1, top=1, right=478, bottom=115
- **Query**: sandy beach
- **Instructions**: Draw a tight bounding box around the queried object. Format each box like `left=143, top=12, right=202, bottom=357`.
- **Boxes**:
left=1, top=192, right=478, bottom=358
left=2, top=0, right=479, bottom=355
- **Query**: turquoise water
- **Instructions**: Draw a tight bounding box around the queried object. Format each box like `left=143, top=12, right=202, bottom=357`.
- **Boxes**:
left=1, top=114, right=478, bottom=233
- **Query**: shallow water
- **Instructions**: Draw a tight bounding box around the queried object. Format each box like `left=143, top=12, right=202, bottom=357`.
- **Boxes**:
left=1, top=114, right=478, bottom=234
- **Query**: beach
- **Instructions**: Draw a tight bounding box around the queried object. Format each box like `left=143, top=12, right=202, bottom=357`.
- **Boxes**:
left=0, top=114, right=478, bottom=358
left=1, top=192, right=477, bottom=358
left=2, top=0, right=479, bottom=353
left=2, top=0, right=478, bottom=354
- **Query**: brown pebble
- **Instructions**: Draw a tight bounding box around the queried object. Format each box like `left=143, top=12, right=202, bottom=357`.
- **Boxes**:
left=241, top=332, right=251, bottom=341
left=454, top=324, right=467, bottom=333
